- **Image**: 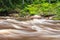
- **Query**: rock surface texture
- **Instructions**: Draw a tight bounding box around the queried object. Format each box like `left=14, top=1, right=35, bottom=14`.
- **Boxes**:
left=0, top=19, right=60, bottom=40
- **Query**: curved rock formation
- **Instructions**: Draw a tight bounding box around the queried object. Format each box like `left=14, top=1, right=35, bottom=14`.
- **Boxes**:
left=0, top=19, right=60, bottom=40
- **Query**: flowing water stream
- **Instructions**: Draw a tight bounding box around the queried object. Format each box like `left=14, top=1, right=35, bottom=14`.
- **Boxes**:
left=0, top=19, right=60, bottom=40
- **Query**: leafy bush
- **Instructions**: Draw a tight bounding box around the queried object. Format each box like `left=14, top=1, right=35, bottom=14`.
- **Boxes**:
left=23, top=2, right=56, bottom=16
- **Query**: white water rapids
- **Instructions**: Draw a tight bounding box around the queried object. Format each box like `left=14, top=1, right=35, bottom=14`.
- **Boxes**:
left=0, top=19, right=60, bottom=40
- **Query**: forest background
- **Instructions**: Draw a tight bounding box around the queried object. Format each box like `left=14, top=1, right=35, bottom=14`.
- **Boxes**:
left=0, top=0, right=60, bottom=20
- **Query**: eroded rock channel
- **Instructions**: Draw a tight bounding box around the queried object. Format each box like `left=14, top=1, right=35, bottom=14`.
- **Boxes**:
left=0, top=18, right=60, bottom=40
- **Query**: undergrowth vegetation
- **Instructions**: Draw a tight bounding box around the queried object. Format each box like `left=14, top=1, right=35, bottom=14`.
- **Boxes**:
left=0, top=0, right=60, bottom=20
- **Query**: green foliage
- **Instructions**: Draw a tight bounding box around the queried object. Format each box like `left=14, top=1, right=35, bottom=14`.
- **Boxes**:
left=24, top=4, right=40, bottom=15
left=0, top=0, right=60, bottom=20
left=23, top=2, right=56, bottom=16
